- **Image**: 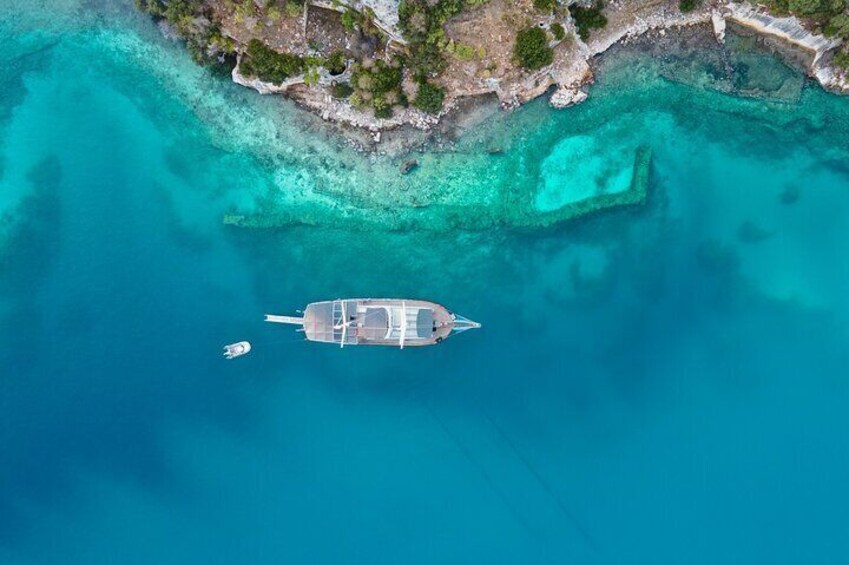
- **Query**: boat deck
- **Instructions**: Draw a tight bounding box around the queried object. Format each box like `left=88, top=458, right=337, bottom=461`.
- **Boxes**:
left=303, top=299, right=454, bottom=347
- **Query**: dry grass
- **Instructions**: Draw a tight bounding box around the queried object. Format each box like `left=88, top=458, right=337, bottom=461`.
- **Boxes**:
left=441, top=0, right=586, bottom=99
left=210, top=1, right=365, bottom=57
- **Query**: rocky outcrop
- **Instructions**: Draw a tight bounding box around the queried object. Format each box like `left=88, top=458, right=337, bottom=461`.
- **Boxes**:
left=815, top=63, right=849, bottom=93
left=583, top=1, right=711, bottom=56
left=231, top=64, right=302, bottom=94
left=284, top=82, right=441, bottom=135
left=310, top=1, right=406, bottom=44
left=719, top=2, right=849, bottom=94
left=725, top=2, right=840, bottom=66
left=712, top=10, right=726, bottom=43
left=224, top=1, right=849, bottom=135
left=549, top=85, right=588, bottom=108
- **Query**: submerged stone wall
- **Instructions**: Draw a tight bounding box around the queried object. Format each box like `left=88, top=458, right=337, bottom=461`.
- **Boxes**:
left=720, top=2, right=849, bottom=94
left=724, top=2, right=840, bottom=67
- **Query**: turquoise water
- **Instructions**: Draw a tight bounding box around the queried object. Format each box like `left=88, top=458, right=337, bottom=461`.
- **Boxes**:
left=3, top=1, right=849, bottom=563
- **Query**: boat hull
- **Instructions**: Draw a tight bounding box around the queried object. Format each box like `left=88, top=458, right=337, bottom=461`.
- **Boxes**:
left=266, top=298, right=479, bottom=348
left=303, top=299, right=454, bottom=347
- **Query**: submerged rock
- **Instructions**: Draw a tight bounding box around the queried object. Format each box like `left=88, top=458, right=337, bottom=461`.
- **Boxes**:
left=737, top=221, right=772, bottom=243
left=780, top=184, right=800, bottom=205
left=400, top=159, right=419, bottom=174
left=697, top=240, right=741, bottom=275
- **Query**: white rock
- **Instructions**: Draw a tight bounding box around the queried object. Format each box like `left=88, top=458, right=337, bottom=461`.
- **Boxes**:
left=711, top=10, right=727, bottom=44
left=549, top=86, right=588, bottom=109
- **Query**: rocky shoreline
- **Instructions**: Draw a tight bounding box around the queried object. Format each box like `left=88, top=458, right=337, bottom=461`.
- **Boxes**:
left=223, top=1, right=848, bottom=140
left=145, top=1, right=849, bottom=144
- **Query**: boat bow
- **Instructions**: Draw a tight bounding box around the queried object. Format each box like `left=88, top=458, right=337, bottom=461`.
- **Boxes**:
left=451, top=314, right=481, bottom=333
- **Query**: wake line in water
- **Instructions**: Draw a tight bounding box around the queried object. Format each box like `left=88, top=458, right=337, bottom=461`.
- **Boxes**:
left=481, top=411, right=601, bottom=554
left=424, top=404, right=544, bottom=551
left=426, top=402, right=599, bottom=559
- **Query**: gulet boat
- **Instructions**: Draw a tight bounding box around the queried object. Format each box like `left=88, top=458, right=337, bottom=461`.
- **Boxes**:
left=265, top=299, right=480, bottom=348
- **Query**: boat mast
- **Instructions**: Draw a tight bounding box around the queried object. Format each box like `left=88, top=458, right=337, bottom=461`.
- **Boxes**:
left=399, top=301, right=407, bottom=349
left=339, top=299, right=348, bottom=348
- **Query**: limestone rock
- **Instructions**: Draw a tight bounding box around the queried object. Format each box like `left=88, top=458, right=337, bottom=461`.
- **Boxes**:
left=711, top=10, right=726, bottom=44
left=549, top=86, right=588, bottom=109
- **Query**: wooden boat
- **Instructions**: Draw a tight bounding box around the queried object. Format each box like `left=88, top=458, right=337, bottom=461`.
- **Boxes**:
left=265, top=299, right=480, bottom=348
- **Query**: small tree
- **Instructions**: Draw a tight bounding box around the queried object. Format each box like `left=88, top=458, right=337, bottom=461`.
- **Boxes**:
left=303, top=67, right=320, bottom=86
left=533, top=0, right=557, bottom=13
left=550, top=22, right=566, bottom=41
left=763, top=0, right=790, bottom=14
left=325, top=50, right=347, bottom=75
left=571, top=3, right=608, bottom=41
left=826, top=13, right=849, bottom=38
left=331, top=82, right=354, bottom=98
left=834, top=49, right=849, bottom=68
left=515, top=27, right=554, bottom=70
left=340, top=9, right=357, bottom=32
left=679, top=0, right=701, bottom=12
left=788, top=0, right=844, bottom=16
left=240, top=39, right=304, bottom=83
left=413, top=80, right=445, bottom=114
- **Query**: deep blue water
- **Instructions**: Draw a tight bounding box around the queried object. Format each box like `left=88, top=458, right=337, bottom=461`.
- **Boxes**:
left=2, top=1, right=849, bottom=563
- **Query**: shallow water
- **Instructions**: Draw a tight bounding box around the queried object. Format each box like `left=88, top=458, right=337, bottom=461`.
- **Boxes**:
left=2, top=1, right=849, bottom=563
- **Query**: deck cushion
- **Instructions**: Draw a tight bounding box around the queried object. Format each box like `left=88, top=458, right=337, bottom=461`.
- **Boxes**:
left=416, top=309, right=434, bottom=338
left=362, top=307, right=388, bottom=340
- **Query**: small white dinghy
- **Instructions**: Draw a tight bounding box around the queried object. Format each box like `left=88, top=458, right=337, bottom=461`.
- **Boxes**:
left=223, top=341, right=251, bottom=359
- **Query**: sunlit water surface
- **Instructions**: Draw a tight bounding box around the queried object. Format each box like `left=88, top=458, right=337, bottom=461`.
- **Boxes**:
left=2, top=2, right=849, bottom=563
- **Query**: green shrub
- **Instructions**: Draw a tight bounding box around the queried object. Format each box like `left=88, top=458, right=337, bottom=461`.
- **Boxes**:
left=326, top=50, right=347, bottom=74
left=371, top=63, right=403, bottom=93
left=303, top=67, right=320, bottom=86
left=349, top=91, right=365, bottom=109
left=240, top=39, right=304, bottom=83
left=533, top=0, right=557, bottom=13
left=834, top=49, right=849, bottom=68
left=398, top=0, right=468, bottom=76
left=234, top=0, right=256, bottom=22
left=331, top=82, right=354, bottom=98
left=413, top=80, right=445, bottom=114
left=349, top=58, right=405, bottom=114
left=788, top=0, right=844, bottom=16
left=446, top=41, right=478, bottom=60
left=408, top=42, right=448, bottom=78
left=136, top=0, right=203, bottom=35
left=763, top=0, right=790, bottom=13
left=341, top=8, right=357, bottom=31
left=285, top=0, right=303, bottom=18
left=571, top=3, right=608, bottom=41
left=825, top=13, right=849, bottom=38
left=374, top=104, right=394, bottom=119
left=163, top=0, right=204, bottom=33
left=266, top=5, right=281, bottom=22
left=136, top=0, right=236, bottom=67
left=135, top=0, right=164, bottom=17
left=550, top=22, right=566, bottom=41
left=514, top=27, right=554, bottom=70
left=398, top=0, right=466, bottom=42
left=679, top=0, right=700, bottom=12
